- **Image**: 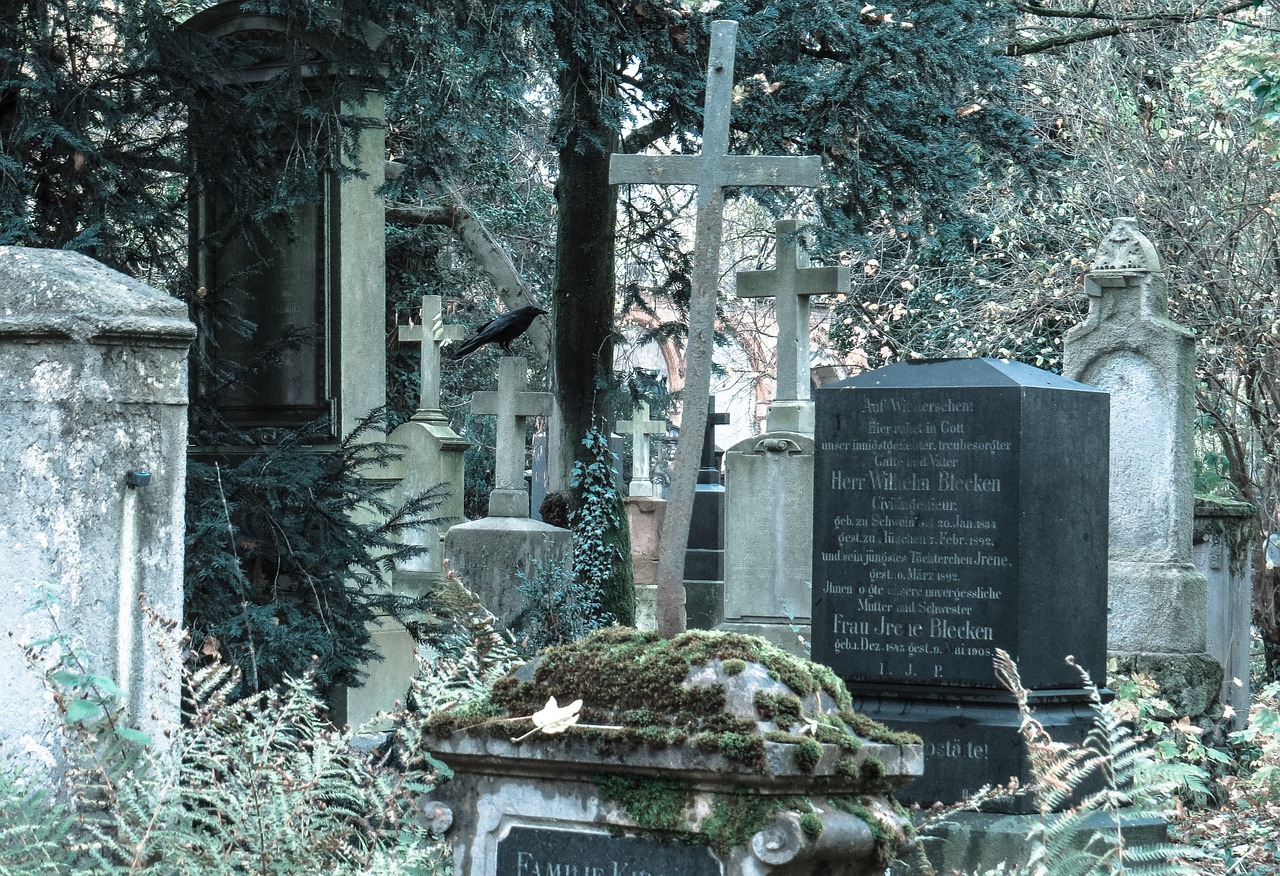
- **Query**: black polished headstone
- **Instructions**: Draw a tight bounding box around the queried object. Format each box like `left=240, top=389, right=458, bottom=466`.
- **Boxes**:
left=497, top=826, right=722, bottom=876
left=811, top=358, right=1109, bottom=810
left=686, top=397, right=728, bottom=628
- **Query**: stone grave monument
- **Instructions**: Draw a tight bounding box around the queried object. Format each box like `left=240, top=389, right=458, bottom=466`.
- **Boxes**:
left=811, top=358, right=1110, bottom=811
left=1064, top=217, right=1224, bottom=718
left=422, top=630, right=923, bottom=876
left=617, top=402, right=668, bottom=631
left=186, top=2, right=387, bottom=444
left=445, top=357, right=571, bottom=628
left=685, top=398, right=729, bottom=629
left=721, top=220, right=849, bottom=652
left=0, top=247, right=194, bottom=775
left=1193, top=499, right=1254, bottom=729
left=335, top=295, right=470, bottom=727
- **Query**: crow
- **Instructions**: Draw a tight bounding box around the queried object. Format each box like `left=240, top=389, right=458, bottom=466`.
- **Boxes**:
left=450, top=305, right=548, bottom=359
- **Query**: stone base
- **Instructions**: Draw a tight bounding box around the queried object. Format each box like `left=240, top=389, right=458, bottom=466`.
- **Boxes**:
left=904, top=810, right=1168, bottom=875
left=684, top=578, right=724, bottom=630
left=765, top=400, right=815, bottom=434
left=444, top=516, right=573, bottom=630
left=1109, top=651, right=1224, bottom=720
left=716, top=620, right=809, bottom=656
left=331, top=615, right=418, bottom=730
left=850, top=688, right=1100, bottom=813
left=1109, top=560, right=1210, bottom=653
left=634, top=583, right=658, bottom=632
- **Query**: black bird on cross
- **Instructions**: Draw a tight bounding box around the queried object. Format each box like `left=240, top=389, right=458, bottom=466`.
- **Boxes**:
left=449, top=305, right=548, bottom=359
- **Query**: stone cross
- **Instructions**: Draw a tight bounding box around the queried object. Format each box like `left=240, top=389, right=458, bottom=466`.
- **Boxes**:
left=699, top=397, right=730, bottom=487
left=737, top=220, right=850, bottom=405
left=616, top=401, right=666, bottom=498
left=609, top=20, right=822, bottom=635
left=471, top=357, right=553, bottom=518
left=398, top=295, right=464, bottom=422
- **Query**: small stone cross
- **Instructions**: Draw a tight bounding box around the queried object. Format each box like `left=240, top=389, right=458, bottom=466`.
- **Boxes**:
left=699, top=396, right=730, bottom=487
left=616, top=401, right=666, bottom=498
left=737, top=220, right=850, bottom=405
left=398, top=295, right=464, bottom=422
left=471, top=357, right=552, bottom=518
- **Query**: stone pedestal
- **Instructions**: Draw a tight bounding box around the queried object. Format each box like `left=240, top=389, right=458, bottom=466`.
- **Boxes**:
left=0, top=247, right=194, bottom=773
left=424, top=631, right=922, bottom=876
left=1064, top=217, right=1222, bottom=718
left=1193, top=499, right=1255, bottom=728
left=811, top=358, right=1110, bottom=812
left=720, top=432, right=813, bottom=654
left=445, top=517, right=573, bottom=629
left=626, top=496, right=667, bottom=632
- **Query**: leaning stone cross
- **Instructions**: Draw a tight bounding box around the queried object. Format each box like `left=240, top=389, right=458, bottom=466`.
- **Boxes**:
left=737, top=220, right=849, bottom=432
left=398, top=295, right=464, bottom=422
left=615, top=401, right=666, bottom=498
left=471, top=357, right=552, bottom=518
left=609, top=19, right=822, bottom=635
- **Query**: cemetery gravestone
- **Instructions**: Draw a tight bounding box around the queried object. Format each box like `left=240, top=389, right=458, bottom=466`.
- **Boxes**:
left=335, top=296, right=470, bottom=728
left=1064, top=218, right=1223, bottom=717
left=445, top=357, right=571, bottom=629
left=0, top=247, right=194, bottom=773
left=685, top=398, right=729, bottom=629
left=619, top=402, right=669, bottom=631
left=186, top=2, right=387, bottom=442
left=811, top=358, right=1109, bottom=809
left=423, top=631, right=922, bottom=876
left=720, top=220, right=847, bottom=653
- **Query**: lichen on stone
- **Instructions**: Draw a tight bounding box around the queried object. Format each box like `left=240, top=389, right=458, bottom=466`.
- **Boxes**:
left=432, top=628, right=913, bottom=773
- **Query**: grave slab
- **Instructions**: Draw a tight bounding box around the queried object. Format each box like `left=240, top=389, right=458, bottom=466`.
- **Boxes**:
left=423, top=630, right=922, bottom=876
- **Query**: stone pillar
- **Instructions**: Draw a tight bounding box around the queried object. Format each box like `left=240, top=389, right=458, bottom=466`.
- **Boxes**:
left=0, top=247, right=194, bottom=772
left=445, top=357, right=571, bottom=628
left=1064, top=217, right=1222, bottom=715
left=1193, top=499, right=1255, bottom=728
left=720, top=433, right=813, bottom=653
left=626, top=497, right=666, bottom=631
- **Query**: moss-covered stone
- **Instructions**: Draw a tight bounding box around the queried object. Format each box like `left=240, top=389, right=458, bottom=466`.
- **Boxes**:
left=429, top=628, right=911, bottom=773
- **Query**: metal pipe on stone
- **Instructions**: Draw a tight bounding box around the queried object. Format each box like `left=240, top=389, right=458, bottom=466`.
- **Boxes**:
left=751, top=811, right=878, bottom=867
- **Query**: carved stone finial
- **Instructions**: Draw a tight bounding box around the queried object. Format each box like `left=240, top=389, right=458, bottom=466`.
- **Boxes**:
left=1091, top=217, right=1162, bottom=273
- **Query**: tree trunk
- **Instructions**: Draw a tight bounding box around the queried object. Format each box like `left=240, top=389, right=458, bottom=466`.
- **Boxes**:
left=550, top=6, right=619, bottom=490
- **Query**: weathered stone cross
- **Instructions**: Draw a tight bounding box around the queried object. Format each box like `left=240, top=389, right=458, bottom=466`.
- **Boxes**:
left=615, top=401, right=666, bottom=498
left=398, top=295, right=464, bottom=422
left=737, top=220, right=849, bottom=432
left=609, top=19, right=822, bottom=635
left=471, top=357, right=552, bottom=518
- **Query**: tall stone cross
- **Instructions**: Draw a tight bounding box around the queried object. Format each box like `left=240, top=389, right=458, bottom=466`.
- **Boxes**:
left=471, top=357, right=552, bottom=518
left=737, top=220, right=849, bottom=433
left=609, top=19, right=822, bottom=635
left=398, top=295, right=464, bottom=422
left=616, top=401, right=666, bottom=498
